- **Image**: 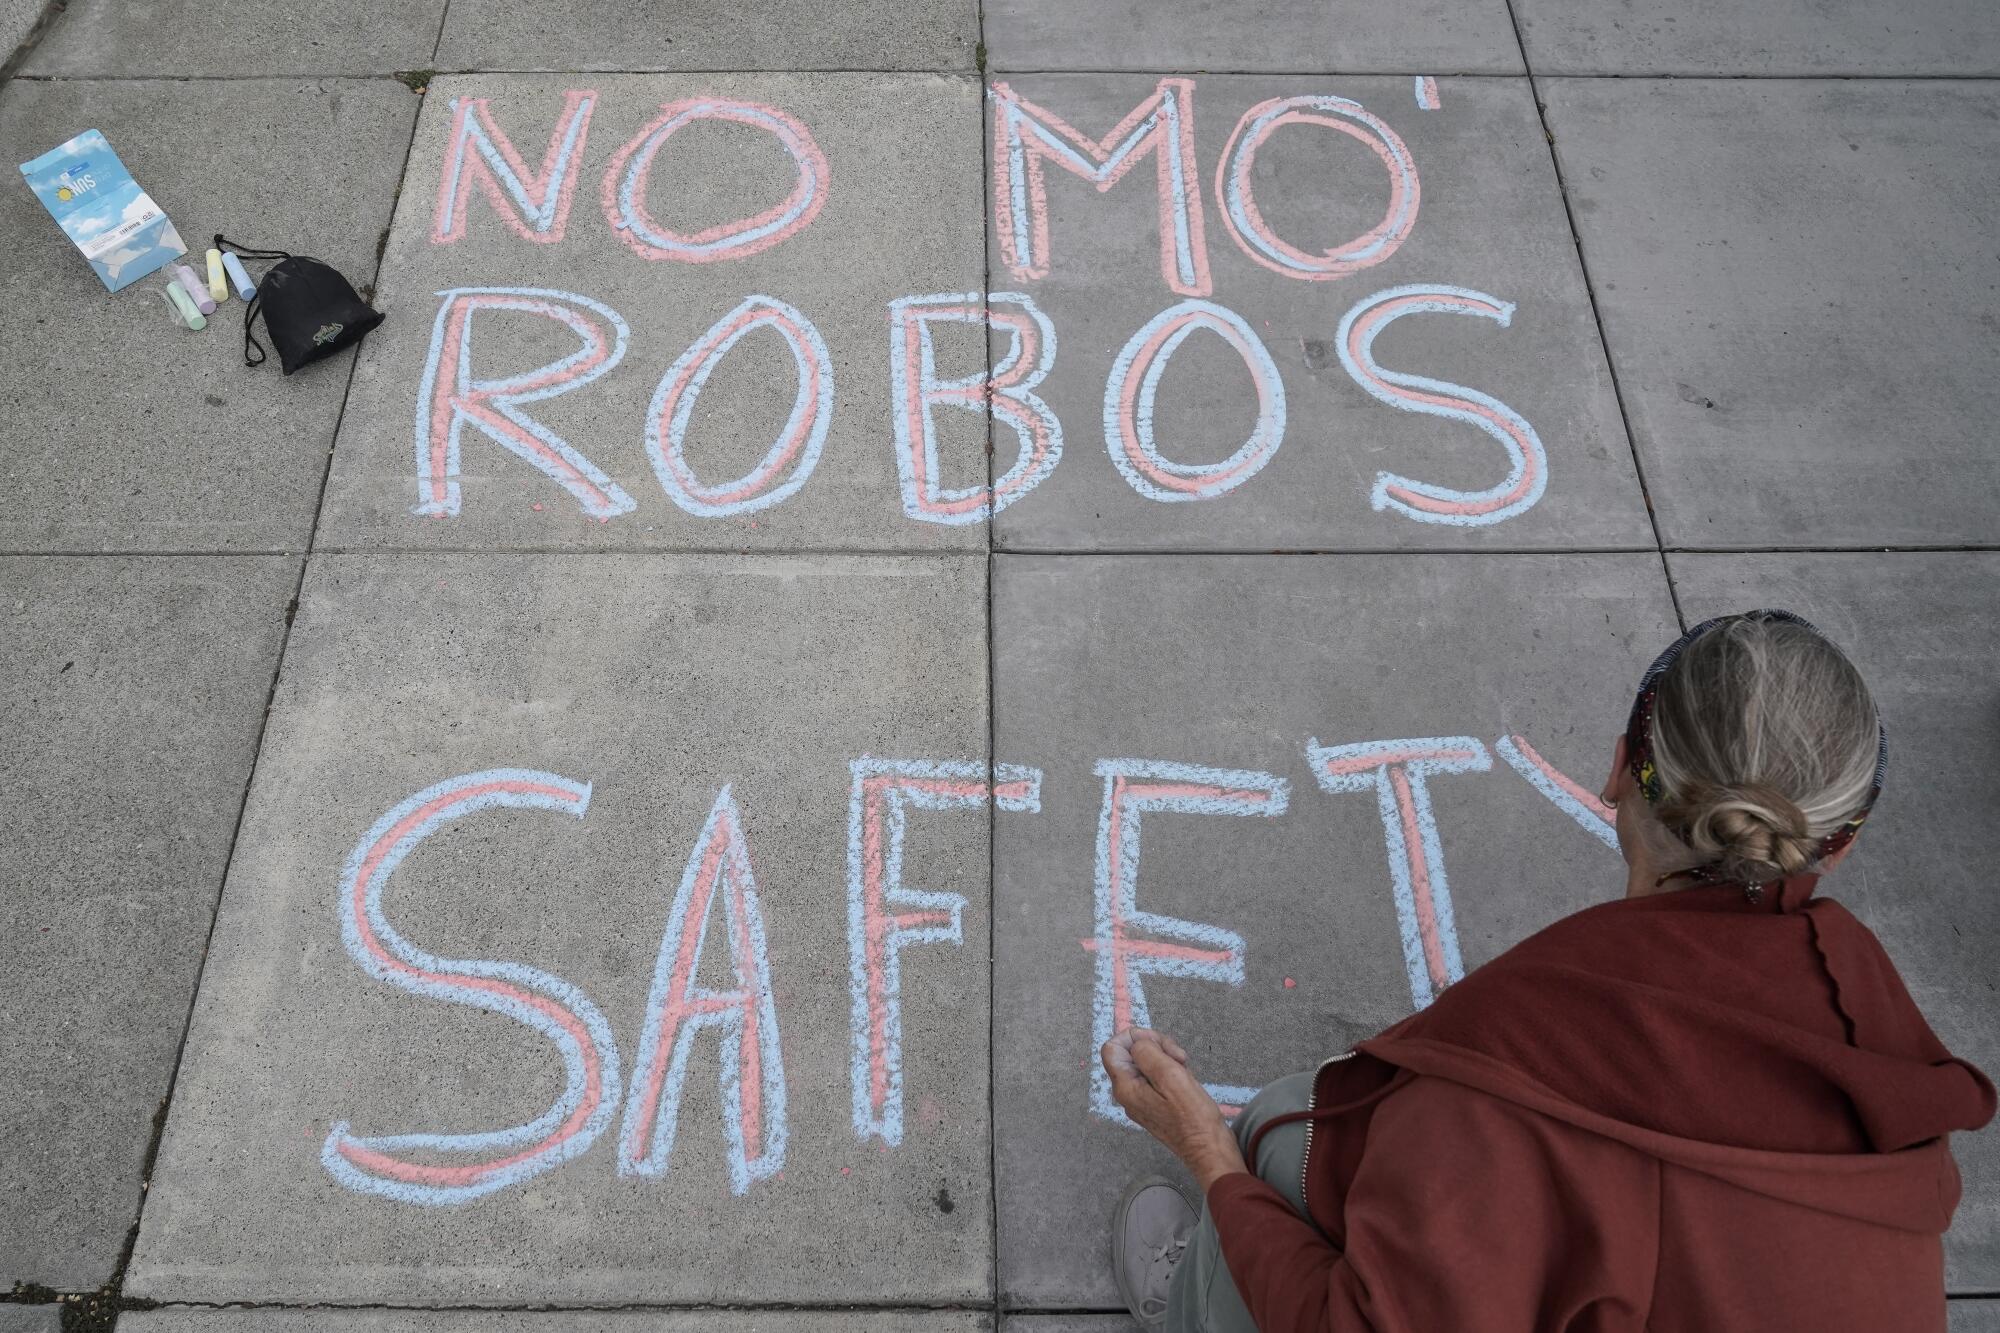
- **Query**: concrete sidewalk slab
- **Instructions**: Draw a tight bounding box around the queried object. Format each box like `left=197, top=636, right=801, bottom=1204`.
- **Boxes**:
left=435, top=0, right=976, bottom=72
left=128, top=553, right=993, bottom=1305
left=984, top=0, right=1522, bottom=74
left=0, top=555, right=296, bottom=1290
left=319, top=74, right=984, bottom=554
left=1002, top=1319, right=1137, bottom=1332
left=1516, top=0, right=2000, bottom=74
left=1668, top=552, right=2000, bottom=1290
left=0, top=79, right=417, bottom=553
left=984, top=76, right=1648, bottom=553
left=120, top=1313, right=993, bottom=1332
left=991, top=552, right=1679, bottom=1305
left=1545, top=80, right=2000, bottom=549
left=1955, top=1301, right=2000, bottom=1331
left=3, top=0, right=44, bottom=64
left=0, top=1307, right=61, bottom=1333
left=23, top=0, right=443, bottom=76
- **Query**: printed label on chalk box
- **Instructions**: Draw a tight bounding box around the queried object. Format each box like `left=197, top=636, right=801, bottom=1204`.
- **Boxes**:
left=18, top=129, right=186, bottom=293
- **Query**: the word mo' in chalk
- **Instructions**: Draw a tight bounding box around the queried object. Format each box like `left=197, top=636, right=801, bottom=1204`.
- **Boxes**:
left=323, top=732, right=1612, bottom=1208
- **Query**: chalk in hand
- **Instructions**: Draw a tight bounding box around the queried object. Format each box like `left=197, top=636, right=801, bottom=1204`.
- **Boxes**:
left=162, top=279, right=206, bottom=329
left=205, top=248, right=229, bottom=303
left=1103, top=1027, right=1191, bottom=1084
left=173, top=263, right=216, bottom=314
left=220, top=249, right=256, bottom=300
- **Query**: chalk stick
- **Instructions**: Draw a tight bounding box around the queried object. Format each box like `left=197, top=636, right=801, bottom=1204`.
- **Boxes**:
left=173, top=263, right=216, bottom=315
left=205, top=248, right=229, bottom=303
left=220, top=250, right=256, bottom=300
left=163, top=279, right=206, bottom=330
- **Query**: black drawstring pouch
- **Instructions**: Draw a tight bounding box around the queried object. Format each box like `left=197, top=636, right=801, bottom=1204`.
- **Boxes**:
left=216, top=234, right=384, bottom=375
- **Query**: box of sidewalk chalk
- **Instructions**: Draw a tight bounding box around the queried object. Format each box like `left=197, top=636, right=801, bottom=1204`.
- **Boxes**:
left=19, top=129, right=186, bottom=292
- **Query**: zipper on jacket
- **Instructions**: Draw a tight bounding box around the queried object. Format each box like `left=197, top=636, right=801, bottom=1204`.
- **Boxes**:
left=1299, top=1050, right=1354, bottom=1214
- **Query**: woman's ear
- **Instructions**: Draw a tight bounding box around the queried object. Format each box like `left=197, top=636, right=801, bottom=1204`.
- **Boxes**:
left=1602, top=734, right=1632, bottom=808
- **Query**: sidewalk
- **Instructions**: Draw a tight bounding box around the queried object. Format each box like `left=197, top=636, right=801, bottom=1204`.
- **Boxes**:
left=2, top=0, right=1996, bottom=1327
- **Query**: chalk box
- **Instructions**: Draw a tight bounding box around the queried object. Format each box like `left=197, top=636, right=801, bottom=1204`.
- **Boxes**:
left=19, top=129, right=186, bottom=293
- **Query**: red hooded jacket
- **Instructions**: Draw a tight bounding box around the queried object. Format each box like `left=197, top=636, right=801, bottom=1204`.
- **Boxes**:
left=1206, top=877, right=1995, bottom=1331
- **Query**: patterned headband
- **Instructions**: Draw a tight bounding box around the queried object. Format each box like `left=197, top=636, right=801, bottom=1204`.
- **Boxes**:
left=1624, top=609, right=1888, bottom=868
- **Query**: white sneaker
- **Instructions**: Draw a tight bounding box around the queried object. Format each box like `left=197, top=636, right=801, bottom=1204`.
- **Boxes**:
left=1111, top=1174, right=1198, bottom=1331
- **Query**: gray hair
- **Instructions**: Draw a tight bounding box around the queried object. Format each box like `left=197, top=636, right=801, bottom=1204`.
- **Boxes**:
left=1646, top=616, right=1881, bottom=882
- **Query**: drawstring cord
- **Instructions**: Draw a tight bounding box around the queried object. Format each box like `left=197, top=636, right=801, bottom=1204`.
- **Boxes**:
left=214, top=234, right=291, bottom=368
left=242, top=289, right=266, bottom=366
left=213, top=237, right=290, bottom=262
left=1243, top=1065, right=1407, bottom=1172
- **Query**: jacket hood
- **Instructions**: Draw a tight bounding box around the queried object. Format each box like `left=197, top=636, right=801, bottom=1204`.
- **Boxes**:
left=1359, top=878, right=1995, bottom=1232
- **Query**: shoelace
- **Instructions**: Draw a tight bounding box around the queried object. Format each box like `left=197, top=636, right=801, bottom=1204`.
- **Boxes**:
left=1137, top=1236, right=1190, bottom=1320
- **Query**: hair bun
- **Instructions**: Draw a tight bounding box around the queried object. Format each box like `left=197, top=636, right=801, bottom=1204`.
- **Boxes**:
left=1662, top=779, right=1817, bottom=879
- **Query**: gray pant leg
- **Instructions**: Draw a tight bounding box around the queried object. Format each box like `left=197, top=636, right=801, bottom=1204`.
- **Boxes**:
left=1164, top=1070, right=1318, bottom=1333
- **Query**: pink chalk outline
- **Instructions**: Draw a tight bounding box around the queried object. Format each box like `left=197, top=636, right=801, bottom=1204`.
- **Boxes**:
left=1217, top=94, right=1420, bottom=282
left=414, top=287, right=635, bottom=520
left=1495, top=733, right=1618, bottom=849
left=619, top=787, right=787, bottom=1195
left=646, top=295, right=835, bottom=517
left=1103, top=299, right=1286, bottom=502
left=990, top=79, right=1211, bottom=297
left=1089, top=759, right=1288, bottom=1123
left=888, top=292, right=1062, bottom=526
left=433, top=91, right=596, bottom=245
left=1415, top=77, right=1441, bottom=111
left=324, top=769, right=620, bottom=1207
left=1307, top=738, right=1490, bottom=1011
left=1336, top=284, right=1548, bottom=526
left=847, top=759, right=1042, bottom=1145
left=604, top=99, right=829, bottom=263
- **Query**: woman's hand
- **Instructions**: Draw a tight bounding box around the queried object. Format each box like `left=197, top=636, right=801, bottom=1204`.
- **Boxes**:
left=1101, top=1028, right=1249, bottom=1193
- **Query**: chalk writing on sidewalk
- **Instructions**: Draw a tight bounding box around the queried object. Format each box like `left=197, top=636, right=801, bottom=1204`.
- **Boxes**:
left=1086, top=760, right=1289, bottom=1121
left=325, top=769, right=620, bottom=1206
left=1215, top=94, right=1420, bottom=282
left=603, top=98, right=830, bottom=263
left=323, top=735, right=1613, bottom=1204
left=990, top=78, right=1210, bottom=298
left=1307, top=738, right=1492, bottom=1010
left=645, top=295, right=834, bottom=518
left=409, top=80, right=1556, bottom=529
left=620, top=787, right=787, bottom=1194
left=847, top=759, right=1043, bottom=1146
left=1103, top=300, right=1286, bottom=503
left=415, top=287, right=634, bottom=521
left=434, top=92, right=596, bottom=245
left=1338, top=285, right=1548, bottom=526
left=1495, top=733, right=1618, bottom=848
left=889, top=292, right=1062, bottom=525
